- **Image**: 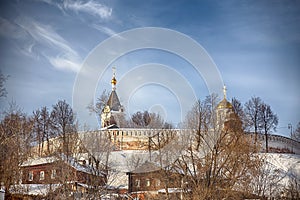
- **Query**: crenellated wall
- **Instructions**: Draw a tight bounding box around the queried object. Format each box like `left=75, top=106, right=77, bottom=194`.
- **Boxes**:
left=90, top=129, right=300, bottom=154
left=248, top=133, right=300, bottom=154
left=100, top=128, right=182, bottom=150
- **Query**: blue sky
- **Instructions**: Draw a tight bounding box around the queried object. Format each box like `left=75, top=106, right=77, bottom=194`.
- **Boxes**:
left=0, top=0, right=299, bottom=136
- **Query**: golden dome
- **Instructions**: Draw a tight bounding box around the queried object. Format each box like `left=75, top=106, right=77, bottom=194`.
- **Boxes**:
left=217, top=98, right=233, bottom=109
left=217, top=85, right=232, bottom=109
left=111, top=77, right=117, bottom=85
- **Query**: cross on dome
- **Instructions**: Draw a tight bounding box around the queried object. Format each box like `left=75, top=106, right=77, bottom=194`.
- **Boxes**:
left=223, top=85, right=227, bottom=99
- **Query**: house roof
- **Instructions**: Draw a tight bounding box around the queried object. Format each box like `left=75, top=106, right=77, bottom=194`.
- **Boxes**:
left=107, top=90, right=122, bottom=112
left=21, top=154, right=106, bottom=176
left=21, top=156, right=58, bottom=166
left=129, top=161, right=161, bottom=174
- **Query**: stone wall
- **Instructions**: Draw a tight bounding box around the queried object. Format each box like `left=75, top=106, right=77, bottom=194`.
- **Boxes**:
left=95, top=129, right=300, bottom=154
left=248, top=133, right=300, bottom=154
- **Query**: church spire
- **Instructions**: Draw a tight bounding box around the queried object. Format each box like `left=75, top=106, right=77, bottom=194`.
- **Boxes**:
left=111, top=67, right=117, bottom=91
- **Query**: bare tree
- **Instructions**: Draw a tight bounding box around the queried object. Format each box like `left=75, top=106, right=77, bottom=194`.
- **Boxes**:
left=244, top=97, right=263, bottom=140
left=184, top=99, right=210, bottom=150
left=131, top=111, right=151, bottom=127
left=250, top=158, right=283, bottom=198
left=148, top=112, right=165, bottom=128
left=80, top=131, right=112, bottom=198
left=0, top=103, right=33, bottom=199
left=33, top=106, right=54, bottom=156
left=0, top=71, right=8, bottom=98
left=231, top=97, right=247, bottom=129
left=284, top=178, right=300, bottom=199
left=172, top=96, right=262, bottom=199
left=131, top=111, right=165, bottom=129
left=259, top=103, right=278, bottom=153
left=292, top=122, right=300, bottom=142
left=231, top=98, right=243, bottom=117
left=51, top=100, right=76, bottom=157
left=87, top=90, right=110, bottom=121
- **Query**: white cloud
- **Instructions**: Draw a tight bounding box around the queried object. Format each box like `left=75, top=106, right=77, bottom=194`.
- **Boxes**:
left=41, top=0, right=112, bottom=19
left=3, top=16, right=83, bottom=73
left=16, top=18, right=78, bottom=57
left=63, top=0, right=112, bottom=19
left=48, top=56, right=81, bottom=73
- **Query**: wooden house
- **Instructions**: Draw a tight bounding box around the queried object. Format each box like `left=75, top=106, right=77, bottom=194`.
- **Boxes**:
left=127, top=161, right=183, bottom=199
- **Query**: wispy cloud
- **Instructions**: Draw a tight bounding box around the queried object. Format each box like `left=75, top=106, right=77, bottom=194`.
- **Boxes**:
left=91, top=24, right=123, bottom=39
left=0, top=17, right=38, bottom=59
left=63, top=0, right=112, bottom=19
left=0, top=16, right=81, bottom=73
left=16, top=17, right=81, bottom=72
left=48, top=55, right=81, bottom=73
left=41, top=0, right=112, bottom=19
left=39, top=1, right=117, bottom=41
left=15, top=17, right=78, bottom=56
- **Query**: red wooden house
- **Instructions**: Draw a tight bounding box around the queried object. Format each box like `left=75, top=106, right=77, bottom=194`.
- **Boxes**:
left=127, top=161, right=183, bottom=199
left=12, top=155, right=107, bottom=198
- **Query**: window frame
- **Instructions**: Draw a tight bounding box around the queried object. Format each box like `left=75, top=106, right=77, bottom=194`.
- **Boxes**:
left=39, top=171, right=45, bottom=180
left=28, top=171, right=33, bottom=181
left=51, top=169, right=56, bottom=179
left=146, top=179, right=151, bottom=187
left=155, top=179, right=161, bottom=187
left=135, top=179, right=140, bottom=187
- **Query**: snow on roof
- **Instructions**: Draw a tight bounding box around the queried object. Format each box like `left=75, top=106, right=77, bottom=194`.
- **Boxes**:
left=158, top=188, right=184, bottom=194
left=61, top=154, right=105, bottom=176
left=21, top=156, right=58, bottom=167
left=21, top=154, right=105, bottom=176
left=129, top=161, right=161, bottom=174
left=74, top=150, right=151, bottom=188
left=107, top=150, right=150, bottom=188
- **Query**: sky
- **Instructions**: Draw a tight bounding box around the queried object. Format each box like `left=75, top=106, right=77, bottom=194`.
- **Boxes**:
left=0, top=0, right=299, bottom=136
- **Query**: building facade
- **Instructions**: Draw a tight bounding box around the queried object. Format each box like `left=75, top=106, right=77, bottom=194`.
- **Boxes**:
left=127, top=161, right=183, bottom=199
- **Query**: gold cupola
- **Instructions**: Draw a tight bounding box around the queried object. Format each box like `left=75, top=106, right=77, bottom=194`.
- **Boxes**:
left=217, top=85, right=233, bottom=109
left=111, top=67, right=117, bottom=91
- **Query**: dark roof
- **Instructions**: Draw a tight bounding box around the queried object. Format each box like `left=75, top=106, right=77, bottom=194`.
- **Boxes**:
left=107, top=90, right=122, bottom=111
left=129, top=161, right=161, bottom=174
left=106, top=124, right=119, bottom=129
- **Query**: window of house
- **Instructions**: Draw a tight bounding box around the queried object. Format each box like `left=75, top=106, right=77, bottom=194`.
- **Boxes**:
left=135, top=179, right=140, bottom=187
left=40, top=171, right=45, bottom=180
left=155, top=179, right=161, bottom=187
left=51, top=169, right=56, bottom=179
left=28, top=171, right=33, bottom=181
left=146, top=179, right=151, bottom=187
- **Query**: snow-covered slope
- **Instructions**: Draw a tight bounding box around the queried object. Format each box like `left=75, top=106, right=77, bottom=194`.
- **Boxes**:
left=256, top=153, right=300, bottom=197
left=263, top=153, right=300, bottom=179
